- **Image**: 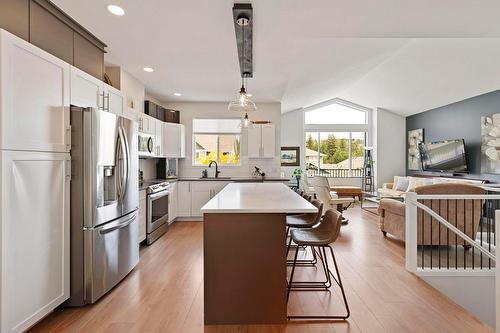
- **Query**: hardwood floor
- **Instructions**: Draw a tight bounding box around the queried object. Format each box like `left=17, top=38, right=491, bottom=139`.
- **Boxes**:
left=30, top=207, right=493, bottom=333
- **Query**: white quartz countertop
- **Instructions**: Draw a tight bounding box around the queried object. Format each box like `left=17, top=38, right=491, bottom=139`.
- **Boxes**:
left=201, top=183, right=318, bottom=214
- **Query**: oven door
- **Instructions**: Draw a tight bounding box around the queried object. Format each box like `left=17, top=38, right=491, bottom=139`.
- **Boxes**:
left=147, top=190, right=169, bottom=233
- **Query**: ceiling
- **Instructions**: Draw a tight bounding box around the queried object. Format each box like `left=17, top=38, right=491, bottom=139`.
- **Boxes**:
left=53, top=0, right=500, bottom=115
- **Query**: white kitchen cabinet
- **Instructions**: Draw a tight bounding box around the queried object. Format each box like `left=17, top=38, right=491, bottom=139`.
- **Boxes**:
left=0, top=29, right=70, bottom=153
left=163, top=123, right=181, bottom=158
left=177, top=181, right=191, bottom=216
left=138, top=113, right=155, bottom=134
left=138, top=190, right=147, bottom=243
left=179, top=124, right=186, bottom=158
left=177, top=181, right=231, bottom=218
left=261, top=124, right=276, bottom=158
left=155, top=119, right=163, bottom=157
left=70, top=66, right=102, bottom=110
left=103, top=84, right=124, bottom=116
left=247, top=124, right=276, bottom=158
left=1, top=150, right=70, bottom=333
left=70, top=66, right=124, bottom=116
left=168, top=182, right=178, bottom=223
left=191, top=182, right=212, bottom=217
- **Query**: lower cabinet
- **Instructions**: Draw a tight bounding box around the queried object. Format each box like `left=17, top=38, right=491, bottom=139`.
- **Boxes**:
left=1, top=150, right=70, bottom=333
left=178, top=181, right=231, bottom=218
left=168, top=182, right=178, bottom=223
left=138, top=190, right=147, bottom=243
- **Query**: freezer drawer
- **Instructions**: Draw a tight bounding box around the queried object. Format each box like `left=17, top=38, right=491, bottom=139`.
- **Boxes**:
left=85, top=211, right=139, bottom=303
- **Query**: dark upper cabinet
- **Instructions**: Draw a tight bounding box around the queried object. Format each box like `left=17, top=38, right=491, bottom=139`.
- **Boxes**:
left=165, top=109, right=180, bottom=124
left=144, top=101, right=157, bottom=118
left=29, top=1, right=74, bottom=64
left=74, top=32, right=104, bottom=80
left=145, top=101, right=180, bottom=124
left=0, top=0, right=106, bottom=80
left=0, top=0, right=29, bottom=40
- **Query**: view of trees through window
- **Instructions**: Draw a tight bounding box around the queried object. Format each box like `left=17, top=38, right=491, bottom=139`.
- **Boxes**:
left=306, top=132, right=365, bottom=177
left=194, top=134, right=241, bottom=166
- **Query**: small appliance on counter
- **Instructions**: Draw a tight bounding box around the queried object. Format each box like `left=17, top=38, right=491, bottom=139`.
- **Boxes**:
left=157, top=158, right=178, bottom=179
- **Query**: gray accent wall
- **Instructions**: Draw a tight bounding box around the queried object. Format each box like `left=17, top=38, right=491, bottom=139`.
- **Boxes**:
left=406, top=89, right=500, bottom=183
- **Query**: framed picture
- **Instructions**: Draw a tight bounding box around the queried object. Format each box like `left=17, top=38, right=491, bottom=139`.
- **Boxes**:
left=281, top=146, right=300, bottom=166
left=481, top=113, right=500, bottom=174
left=408, top=128, right=424, bottom=170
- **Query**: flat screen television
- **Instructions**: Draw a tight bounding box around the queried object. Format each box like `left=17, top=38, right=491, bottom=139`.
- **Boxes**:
left=418, top=139, right=468, bottom=173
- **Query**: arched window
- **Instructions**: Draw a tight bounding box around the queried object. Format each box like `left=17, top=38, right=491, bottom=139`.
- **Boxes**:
left=304, top=99, right=370, bottom=178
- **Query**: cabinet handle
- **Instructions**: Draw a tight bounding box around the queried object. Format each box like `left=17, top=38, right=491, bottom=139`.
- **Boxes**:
left=65, top=125, right=71, bottom=151
left=100, top=92, right=105, bottom=110
left=107, top=93, right=110, bottom=111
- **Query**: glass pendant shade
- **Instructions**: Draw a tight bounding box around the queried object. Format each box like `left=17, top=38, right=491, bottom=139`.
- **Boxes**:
left=228, top=80, right=257, bottom=113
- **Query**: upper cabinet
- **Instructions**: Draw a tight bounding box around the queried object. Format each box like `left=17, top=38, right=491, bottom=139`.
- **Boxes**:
left=70, top=67, right=124, bottom=116
left=248, top=124, right=276, bottom=158
left=0, top=29, right=70, bottom=153
left=0, top=0, right=106, bottom=80
left=163, top=123, right=185, bottom=158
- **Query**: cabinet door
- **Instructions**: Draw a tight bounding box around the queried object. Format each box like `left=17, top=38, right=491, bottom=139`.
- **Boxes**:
left=168, top=182, right=178, bottom=223
left=0, top=30, right=70, bottom=152
left=191, top=190, right=211, bottom=217
left=261, top=124, right=276, bottom=158
left=1, top=151, right=70, bottom=333
left=247, top=125, right=262, bottom=158
left=177, top=181, right=191, bottom=217
left=104, top=84, right=124, bottom=116
left=70, top=66, right=102, bottom=109
left=210, top=181, right=230, bottom=198
left=138, top=197, right=147, bottom=243
left=179, top=124, right=186, bottom=158
left=155, top=119, right=163, bottom=157
left=164, top=123, right=181, bottom=158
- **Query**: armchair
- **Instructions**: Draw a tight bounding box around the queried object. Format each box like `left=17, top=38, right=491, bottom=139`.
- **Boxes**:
left=378, top=183, right=485, bottom=245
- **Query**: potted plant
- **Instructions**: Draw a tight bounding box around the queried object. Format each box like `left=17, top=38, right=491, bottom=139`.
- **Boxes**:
left=292, top=168, right=303, bottom=187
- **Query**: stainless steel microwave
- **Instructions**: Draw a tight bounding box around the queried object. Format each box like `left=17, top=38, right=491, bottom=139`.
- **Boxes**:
left=138, top=133, right=155, bottom=157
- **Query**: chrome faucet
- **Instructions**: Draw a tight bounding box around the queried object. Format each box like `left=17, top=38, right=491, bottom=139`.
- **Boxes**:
left=208, top=160, right=221, bottom=178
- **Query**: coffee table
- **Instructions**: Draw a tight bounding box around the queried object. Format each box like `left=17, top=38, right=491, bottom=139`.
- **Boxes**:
left=361, top=191, right=404, bottom=214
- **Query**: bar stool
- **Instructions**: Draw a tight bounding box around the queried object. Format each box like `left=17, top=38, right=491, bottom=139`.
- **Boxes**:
left=302, top=193, right=313, bottom=202
left=286, top=199, right=323, bottom=266
left=287, top=209, right=350, bottom=320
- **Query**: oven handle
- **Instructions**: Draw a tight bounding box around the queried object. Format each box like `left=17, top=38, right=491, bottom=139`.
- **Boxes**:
left=148, top=190, right=170, bottom=201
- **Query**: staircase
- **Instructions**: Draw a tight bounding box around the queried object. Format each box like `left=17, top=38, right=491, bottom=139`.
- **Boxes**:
left=404, top=188, right=498, bottom=328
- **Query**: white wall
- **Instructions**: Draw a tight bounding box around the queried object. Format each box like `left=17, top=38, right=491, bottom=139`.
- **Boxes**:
left=162, top=102, right=282, bottom=178
left=373, top=108, right=406, bottom=188
left=281, top=109, right=304, bottom=178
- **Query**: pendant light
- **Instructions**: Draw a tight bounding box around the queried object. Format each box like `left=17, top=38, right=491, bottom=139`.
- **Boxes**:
left=228, top=13, right=257, bottom=126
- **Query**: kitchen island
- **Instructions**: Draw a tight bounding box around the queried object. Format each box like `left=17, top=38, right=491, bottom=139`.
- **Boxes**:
left=201, top=183, right=317, bottom=325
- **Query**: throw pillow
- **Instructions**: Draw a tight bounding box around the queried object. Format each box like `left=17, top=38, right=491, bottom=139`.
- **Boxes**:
left=392, top=176, right=400, bottom=189
left=395, top=177, right=410, bottom=192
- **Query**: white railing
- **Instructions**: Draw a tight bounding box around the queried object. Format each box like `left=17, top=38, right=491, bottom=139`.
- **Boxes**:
left=405, top=189, right=498, bottom=274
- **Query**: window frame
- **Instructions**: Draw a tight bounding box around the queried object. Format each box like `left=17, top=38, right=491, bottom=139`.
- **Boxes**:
left=192, top=118, right=242, bottom=167
left=303, top=98, right=371, bottom=178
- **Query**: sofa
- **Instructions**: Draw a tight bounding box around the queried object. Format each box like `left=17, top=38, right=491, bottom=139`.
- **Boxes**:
left=378, top=183, right=486, bottom=245
left=377, top=175, right=485, bottom=198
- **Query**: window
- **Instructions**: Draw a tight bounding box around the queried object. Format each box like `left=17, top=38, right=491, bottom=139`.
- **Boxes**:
left=303, top=99, right=370, bottom=178
left=193, top=118, right=241, bottom=166
left=305, top=100, right=367, bottom=125
left=305, top=132, right=366, bottom=177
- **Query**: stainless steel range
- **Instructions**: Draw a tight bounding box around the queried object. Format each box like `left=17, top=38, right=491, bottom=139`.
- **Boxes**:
left=146, top=182, right=170, bottom=245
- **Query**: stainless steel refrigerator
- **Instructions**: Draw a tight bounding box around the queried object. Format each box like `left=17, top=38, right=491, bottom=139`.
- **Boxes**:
left=66, top=106, right=139, bottom=306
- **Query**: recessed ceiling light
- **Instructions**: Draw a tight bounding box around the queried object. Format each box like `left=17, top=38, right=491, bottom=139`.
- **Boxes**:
left=143, top=67, right=154, bottom=73
left=107, top=4, right=125, bottom=16
left=173, top=92, right=182, bottom=97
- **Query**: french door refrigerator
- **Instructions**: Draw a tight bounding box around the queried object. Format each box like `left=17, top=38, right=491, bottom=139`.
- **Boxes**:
left=66, top=106, right=139, bottom=306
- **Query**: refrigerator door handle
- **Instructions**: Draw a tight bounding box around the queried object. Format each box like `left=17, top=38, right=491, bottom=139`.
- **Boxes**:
left=117, top=126, right=128, bottom=199
left=121, top=125, right=130, bottom=199
left=98, top=212, right=137, bottom=234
